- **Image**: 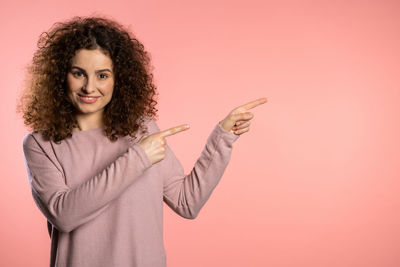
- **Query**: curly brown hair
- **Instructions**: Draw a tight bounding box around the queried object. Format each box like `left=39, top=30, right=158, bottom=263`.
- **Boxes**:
left=17, top=15, right=159, bottom=143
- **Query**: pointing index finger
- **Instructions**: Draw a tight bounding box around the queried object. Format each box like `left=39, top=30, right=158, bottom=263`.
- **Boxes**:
left=238, top=97, right=268, bottom=110
left=159, top=124, right=190, bottom=138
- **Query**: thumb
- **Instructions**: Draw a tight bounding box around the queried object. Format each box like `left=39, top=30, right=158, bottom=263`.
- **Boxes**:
left=138, top=133, right=149, bottom=143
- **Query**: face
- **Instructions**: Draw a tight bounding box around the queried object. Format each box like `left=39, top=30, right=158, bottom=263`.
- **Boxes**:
left=66, top=48, right=114, bottom=118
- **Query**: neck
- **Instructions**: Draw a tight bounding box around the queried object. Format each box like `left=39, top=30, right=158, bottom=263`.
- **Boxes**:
left=74, top=112, right=104, bottom=131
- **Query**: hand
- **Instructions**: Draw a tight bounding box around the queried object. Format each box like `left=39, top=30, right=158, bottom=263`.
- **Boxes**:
left=219, top=97, right=267, bottom=135
left=137, top=124, right=190, bottom=165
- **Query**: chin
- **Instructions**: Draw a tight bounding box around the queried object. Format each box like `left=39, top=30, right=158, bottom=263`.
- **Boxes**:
left=75, top=104, right=102, bottom=114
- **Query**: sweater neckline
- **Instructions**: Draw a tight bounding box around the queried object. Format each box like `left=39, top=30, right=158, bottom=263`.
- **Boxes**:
left=71, top=126, right=104, bottom=134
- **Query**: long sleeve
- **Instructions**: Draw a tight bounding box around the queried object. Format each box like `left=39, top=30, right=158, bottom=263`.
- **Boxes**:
left=150, top=120, right=240, bottom=219
left=22, top=133, right=152, bottom=233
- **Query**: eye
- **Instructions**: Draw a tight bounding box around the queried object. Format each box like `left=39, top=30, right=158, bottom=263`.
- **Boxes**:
left=99, top=73, right=109, bottom=79
left=72, top=71, right=84, bottom=77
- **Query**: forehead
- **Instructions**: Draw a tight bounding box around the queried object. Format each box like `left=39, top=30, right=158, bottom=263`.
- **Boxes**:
left=70, top=48, right=113, bottom=68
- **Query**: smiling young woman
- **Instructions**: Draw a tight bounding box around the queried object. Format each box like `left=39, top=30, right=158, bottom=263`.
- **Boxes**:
left=18, top=14, right=266, bottom=267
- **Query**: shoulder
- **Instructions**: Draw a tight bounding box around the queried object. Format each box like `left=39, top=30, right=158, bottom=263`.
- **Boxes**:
left=123, top=116, right=161, bottom=144
left=22, top=131, right=45, bottom=162
left=142, top=115, right=161, bottom=134
left=22, top=131, right=39, bottom=150
left=22, top=130, right=53, bottom=153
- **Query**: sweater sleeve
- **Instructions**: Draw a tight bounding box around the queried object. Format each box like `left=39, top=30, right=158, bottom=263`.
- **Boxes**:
left=22, top=133, right=152, bottom=233
left=149, top=120, right=240, bottom=219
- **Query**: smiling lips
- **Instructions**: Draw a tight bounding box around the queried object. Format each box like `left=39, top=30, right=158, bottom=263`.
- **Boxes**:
left=78, top=94, right=100, bottom=104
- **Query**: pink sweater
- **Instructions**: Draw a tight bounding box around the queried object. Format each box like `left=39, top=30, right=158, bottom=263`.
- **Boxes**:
left=22, top=117, right=239, bottom=267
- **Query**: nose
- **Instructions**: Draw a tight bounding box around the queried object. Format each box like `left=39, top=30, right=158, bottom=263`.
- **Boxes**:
left=82, top=76, right=96, bottom=94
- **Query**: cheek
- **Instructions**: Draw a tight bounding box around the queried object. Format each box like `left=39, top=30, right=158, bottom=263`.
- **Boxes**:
left=66, top=87, right=76, bottom=104
left=99, top=81, right=114, bottom=96
left=67, top=75, right=81, bottom=92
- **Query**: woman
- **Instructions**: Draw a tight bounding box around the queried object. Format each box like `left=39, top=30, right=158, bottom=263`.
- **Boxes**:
left=19, top=15, right=267, bottom=267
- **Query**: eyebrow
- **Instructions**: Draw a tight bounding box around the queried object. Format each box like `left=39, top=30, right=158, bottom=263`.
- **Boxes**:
left=71, top=65, right=113, bottom=74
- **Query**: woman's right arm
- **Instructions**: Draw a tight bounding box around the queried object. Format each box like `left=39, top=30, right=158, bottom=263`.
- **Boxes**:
left=22, top=133, right=152, bottom=233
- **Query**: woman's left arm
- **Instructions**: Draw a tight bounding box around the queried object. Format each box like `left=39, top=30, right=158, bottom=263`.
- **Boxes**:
left=155, top=120, right=239, bottom=219
left=156, top=97, right=267, bottom=219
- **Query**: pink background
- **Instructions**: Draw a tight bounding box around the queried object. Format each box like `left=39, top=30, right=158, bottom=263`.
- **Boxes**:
left=1, top=0, right=399, bottom=266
